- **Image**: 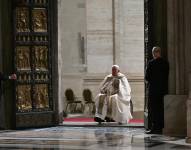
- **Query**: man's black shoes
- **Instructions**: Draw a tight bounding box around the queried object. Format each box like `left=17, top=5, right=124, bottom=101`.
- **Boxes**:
left=94, top=117, right=116, bottom=124
left=105, top=117, right=115, bottom=122
left=145, top=129, right=162, bottom=134
left=94, top=117, right=105, bottom=123
left=145, top=129, right=154, bottom=134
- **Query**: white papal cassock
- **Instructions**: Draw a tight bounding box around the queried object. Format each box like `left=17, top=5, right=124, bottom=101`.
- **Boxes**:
left=95, top=72, right=132, bottom=124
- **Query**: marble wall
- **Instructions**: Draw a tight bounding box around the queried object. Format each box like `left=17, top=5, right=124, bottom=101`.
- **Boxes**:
left=57, top=0, right=87, bottom=114
left=114, top=0, right=144, bottom=74
left=187, top=73, right=191, bottom=142
left=163, top=95, right=187, bottom=136
left=58, top=0, right=87, bottom=74
left=86, top=0, right=113, bottom=73
left=58, top=0, right=144, bottom=119
left=187, top=101, right=191, bottom=142
left=184, top=0, right=191, bottom=142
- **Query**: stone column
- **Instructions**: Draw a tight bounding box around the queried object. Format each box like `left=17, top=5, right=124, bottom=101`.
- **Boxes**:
left=185, top=0, right=191, bottom=143
left=186, top=73, right=191, bottom=143
left=163, top=0, right=187, bottom=136
left=0, top=0, right=2, bottom=69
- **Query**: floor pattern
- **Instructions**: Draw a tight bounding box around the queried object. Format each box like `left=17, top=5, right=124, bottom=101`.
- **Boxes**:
left=0, top=126, right=190, bottom=149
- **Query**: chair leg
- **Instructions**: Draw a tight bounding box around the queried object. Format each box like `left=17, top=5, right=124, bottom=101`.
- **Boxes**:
left=81, top=103, right=84, bottom=113
left=90, top=103, right=95, bottom=114
left=85, top=103, right=92, bottom=115
left=83, top=103, right=87, bottom=114
left=88, top=103, right=95, bottom=114
left=74, top=103, right=77, bottom=113
left=92, top=103, right=96, bottom=114
left=83, top=104, right=85, bottom=112
left=65, top=103, right=69, bottom=113
left=75, top=103, right=83, bottom=113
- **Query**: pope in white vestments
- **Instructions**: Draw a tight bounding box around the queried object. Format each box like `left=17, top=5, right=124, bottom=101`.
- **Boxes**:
left=94, top=65, right=133, bottom=124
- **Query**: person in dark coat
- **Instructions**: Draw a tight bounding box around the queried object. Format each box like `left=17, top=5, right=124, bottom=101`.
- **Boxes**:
left=145, top=46, right=169, bottom=134
left=0, top=72, right=16, bottom=97
left=0, top=72, right=16, bottom=129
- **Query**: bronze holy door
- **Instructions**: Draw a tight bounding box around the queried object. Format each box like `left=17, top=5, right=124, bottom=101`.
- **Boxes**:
left=13, top=0, right=58, bottom=128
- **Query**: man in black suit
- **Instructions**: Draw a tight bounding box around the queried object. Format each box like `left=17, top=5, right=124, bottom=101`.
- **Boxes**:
left=0, top=72, right=16, bottom=129
left=145, top=46, right=169, bottom=134
left=0, top=72, right=16, bottom=96
left=0, top=72, right=17, bottom=102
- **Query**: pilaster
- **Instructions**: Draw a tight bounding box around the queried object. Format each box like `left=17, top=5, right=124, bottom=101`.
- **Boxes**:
left=164, top=0, right=188, bottom=136
left=186, top=73, right=191, bottom=143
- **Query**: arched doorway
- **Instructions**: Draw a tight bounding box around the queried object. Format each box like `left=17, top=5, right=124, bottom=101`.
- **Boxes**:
left=59, top=0, right=145, bottom=125
left=0, top=0, right=169, bottom=129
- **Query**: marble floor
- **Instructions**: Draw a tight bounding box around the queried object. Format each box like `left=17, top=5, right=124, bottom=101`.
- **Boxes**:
left=0, top=125, right=190, bottom=149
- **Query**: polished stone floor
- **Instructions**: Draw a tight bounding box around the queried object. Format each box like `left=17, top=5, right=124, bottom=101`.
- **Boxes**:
left=0, top=126, right=190, bottom=149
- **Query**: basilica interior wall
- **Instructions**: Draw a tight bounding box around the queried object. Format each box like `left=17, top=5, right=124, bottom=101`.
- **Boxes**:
left=58, top=0, right=144, bottom=119
left=164, top=0, right=191, bottom=137
left=183, top=0, right=191, bottom=142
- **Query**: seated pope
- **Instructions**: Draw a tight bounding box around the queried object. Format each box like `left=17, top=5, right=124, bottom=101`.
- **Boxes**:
left=94, top=65, right=132, bottom=124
